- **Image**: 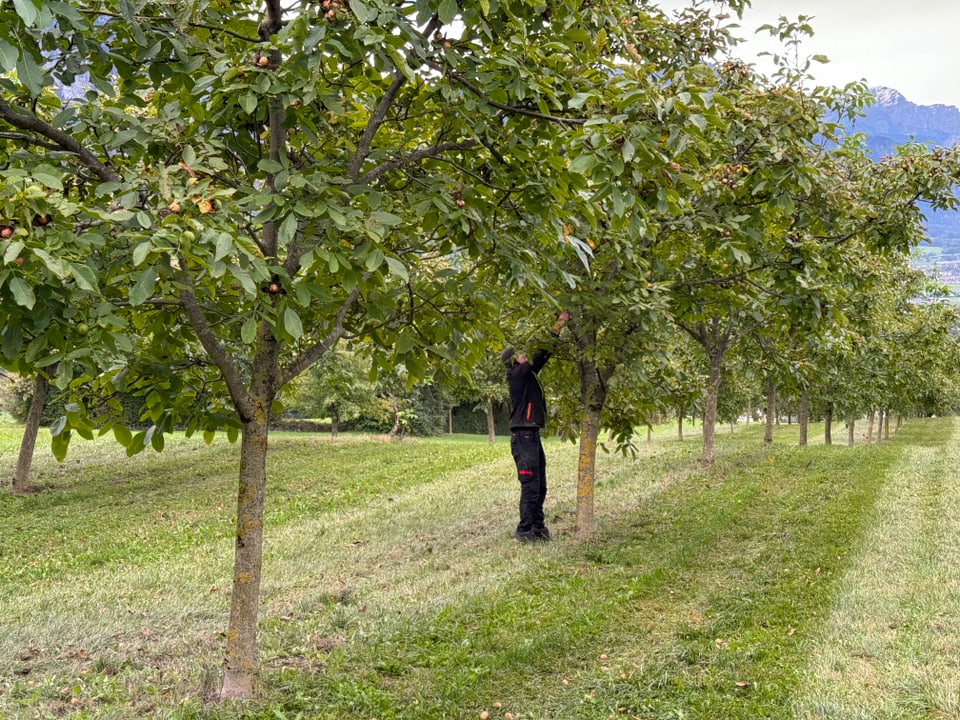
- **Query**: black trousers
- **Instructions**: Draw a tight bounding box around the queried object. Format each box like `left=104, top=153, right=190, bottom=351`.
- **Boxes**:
left=510, top=429, right=547, bottom=533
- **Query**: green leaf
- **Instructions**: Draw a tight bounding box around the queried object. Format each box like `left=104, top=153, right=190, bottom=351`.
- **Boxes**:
left=396, top=329, right=414, bottom=353
left=12, top=0, right=39, bottom=26
left=438, top=0, right=457, bottom=23
left=151, top=428, right=165, bottom=452
left=350, top=0, right=378, bottom=22
left=132, top=241, right=151, bottom=266
left=278, top=213, right=298, bottom=246
left=2, top=241, right=24, bottom=265
left=0, top=39, right=18, bottom=72
left=9, top=276, right=35, bottom=308
left=16, top=52, right=44, bottom=97
left=371, top=211, right=403, bottom=227
left=365, top=248, right=385, bottom=271
left=2, top=325, right=23, bottom=359
left=49, top=415, right=66, bottom=437
left=283, top=307, right=303, bottom=339
left=385, top=256, right=409, bottom=281
left=386, top=46, right=415, bottom=82
left=113, top=424, right=133, bottom=447
left=127, top=431, right=147, bottom=456
left=129, top=267, right=158, bottom=306
left=239, top=93, right=258, bottom=115
left=69, top=262, right=98, bottom=291
left=240, top=317, right=257, bottom=344
left=51, top=427, right=70, bottom=462
left=32, top=248, right=64, bottom=276
left=214, top=232, right=233, bottom=262
left=259, top=159, right=283, bottom=173
left=228, top=265, right=257, bottom=295
left=570, top=154, right=597, bottom=175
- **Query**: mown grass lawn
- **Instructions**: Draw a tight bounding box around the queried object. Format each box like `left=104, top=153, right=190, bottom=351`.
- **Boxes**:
left=0, top=417, right=956, bottom=719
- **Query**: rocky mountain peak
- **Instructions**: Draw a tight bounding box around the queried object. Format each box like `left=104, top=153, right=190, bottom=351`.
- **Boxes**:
left=873, top=86, right=906, bottom=107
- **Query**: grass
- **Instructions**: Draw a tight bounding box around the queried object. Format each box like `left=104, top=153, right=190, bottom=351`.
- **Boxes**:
left=0, top=417, right=955, bottom=718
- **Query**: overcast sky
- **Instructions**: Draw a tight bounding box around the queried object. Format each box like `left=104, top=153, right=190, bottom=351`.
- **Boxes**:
left=660, top=1, right=960, bottom=108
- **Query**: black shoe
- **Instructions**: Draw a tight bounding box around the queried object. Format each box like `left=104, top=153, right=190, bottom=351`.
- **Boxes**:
left=533, top=526, right=551, bottom=541
left=514, top=529, right=539, bottom=543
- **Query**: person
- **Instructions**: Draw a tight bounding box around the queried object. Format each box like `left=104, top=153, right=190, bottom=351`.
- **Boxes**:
left=500, top=310, right=571, bottom=543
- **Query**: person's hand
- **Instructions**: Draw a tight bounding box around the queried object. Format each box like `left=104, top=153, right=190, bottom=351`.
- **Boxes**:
left=552, top=310, right=571, bottom=334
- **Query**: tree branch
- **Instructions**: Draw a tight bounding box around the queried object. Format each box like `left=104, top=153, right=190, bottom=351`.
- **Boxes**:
left=347, top=72, right=407, bottom=181
left=423, top=59, right=587, bottom=127
left=0, top=100, right=120, bottom=183
left=279, top=286, right=362, bottom=385
left=355, top=140, right=478, bottom=186
left=0, top=131, right=61, bottom=151
left=178, top=284, right=256, bottom=421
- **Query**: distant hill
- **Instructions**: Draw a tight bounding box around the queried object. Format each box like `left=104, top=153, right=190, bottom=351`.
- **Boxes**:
left=848, top=88, right=960, bottom=287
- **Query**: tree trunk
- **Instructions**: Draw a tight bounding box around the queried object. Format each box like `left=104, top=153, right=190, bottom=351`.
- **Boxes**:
left=798, top=388, right=809, bottom=447
left=575, top=403, right=600, bottom=542
left=824, top=401, right=833, bottom=445
left=448, top=405, right=453, bottom=434
left=867, top=410, right=875, bottom=441
left=847, top=414, right=855, bottom=447
left=700, top=351, right=722, bottom=465
left=647, top=425, right=652, bottom=443
left=884, top=410, right=891, bottom=440
left=875, top=409, right=884, bottom=443
left=331, top=411, right=339, bottom=438
left=220, top=414, right=269, bottom=699
left=677, top=410, right=684, bottom=441
left=12, top=373, right=49, bottom=494
left=388, top=399, right=400, bottom=438
left=486, top=397, right=495, bottom=445
left=764, top=379, right=776, bottom=444
left=574, top=365, right=608, bottom=542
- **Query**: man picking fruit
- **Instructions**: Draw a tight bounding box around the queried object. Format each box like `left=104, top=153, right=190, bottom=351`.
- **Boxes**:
left=500, top=310, right=571, bottom=543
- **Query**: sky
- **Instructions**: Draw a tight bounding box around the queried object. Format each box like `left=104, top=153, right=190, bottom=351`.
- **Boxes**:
left=660, top=1, right=960, bottom=109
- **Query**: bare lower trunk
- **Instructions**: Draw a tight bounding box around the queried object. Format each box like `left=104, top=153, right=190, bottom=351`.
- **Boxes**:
left=575, top=404, right=600, bottom=542
left=677, top=412, right=684, bottom=441
left=388, top=400, right=400, bottom=438
left=824, top=401, right=833, bottom=445
left=220, top=415, right=269, bottom=699
left=867, top=410, right=875, bottom=441
left=884, top=410, right=891, bottom=440
left=486, top=397, right=495, bottom=445
left=575, top=363, right=608, bottom=542
left=876, top=409, right=884, bottom=443
left=700, top=354, right=722, bottom=466
left=331, top=413, right=339, bottom=438
left=798, top=389, right=809, bottom=447
left=12, top=373, right=49, bottom=494
left=764, top=379, right=776, bottom=444
left=847, top=414, right=855, bottom=447
left=448, top=406, right=453, bottom=435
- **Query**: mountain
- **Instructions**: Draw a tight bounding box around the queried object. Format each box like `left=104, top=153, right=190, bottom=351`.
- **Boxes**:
left=848, top=88, right=960, bottom=285
left=851, top=88, right=960, bottom=158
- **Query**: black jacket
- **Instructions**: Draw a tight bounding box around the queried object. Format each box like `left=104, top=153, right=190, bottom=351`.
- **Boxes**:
left=504, top=347, right=551, bottom=430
